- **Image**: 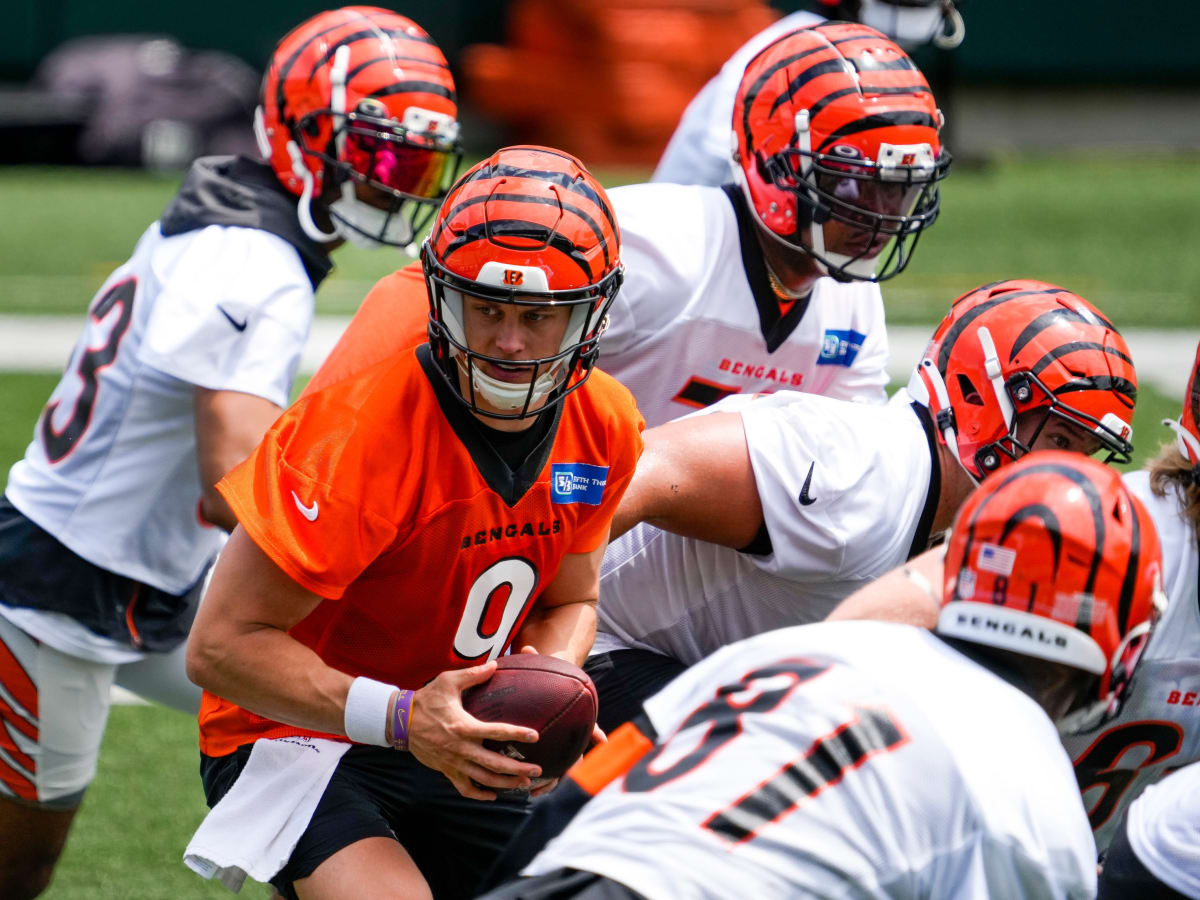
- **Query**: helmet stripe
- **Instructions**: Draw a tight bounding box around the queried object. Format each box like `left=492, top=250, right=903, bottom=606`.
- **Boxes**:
left=959, top=461, right=1105, bottom=601
left=739, top=45, right=831, bottom=148
left=816, top=111, right=939, bottom=153
left=346, top=54, right=451, bottom=82
left=441, top=220, right=594, bottom=281
left=1053, top=376, right=1137, bottom=405
left=1009, top=308, right=1120, bottom=360
left=935, top=290, right=1057, bottom=372
left=998, top=504, right=1063, bottom=592
left=438, top=193, right=611, bottom=269
left=776, top=83, right=932, bottom=122
left=370, top=80, right=456, bottom=103
left=1117, top=490, right=1141, bottom=633
left=305, top=27, right=438, bottom=82
left=1029, top=341, right=1134, bottom=378
left=454, top=161, right=617, bottom=235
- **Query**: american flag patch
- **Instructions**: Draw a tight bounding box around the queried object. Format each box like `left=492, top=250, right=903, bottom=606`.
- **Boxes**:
left=977, top=543, right=1017, bottom=576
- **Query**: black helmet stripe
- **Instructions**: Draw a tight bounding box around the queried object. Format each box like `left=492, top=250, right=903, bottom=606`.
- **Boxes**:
left=1189, top=355, right=1200, bottom=427
left=953, top=281, right=1010, bottom=306
left=761, top=58, right=848, bottom=122
left=437, top=193, right=611, bottom=269
left=347, top=54, right=451, bottom=83
left=275, top=20, right=357, bottom=127
left=935, top=289, right=1058, bottom=373
left=816, top=111, right=938, bottom=153
left=958, top=461, right=1105, bottom=603
left=845, top=55, right=919, bottom=74
left=453, top=162, right=617, bottom=236
left=1117, top=490, right=1141, bottom=632
left=369, top=80, right=455, bottom=103
left=1029, top=341, right=1133, bottom=378
left=306, top=27, right=438, bottom=82
left=441, top=220, right=594, bottom=281
left=740, top=45, right=831, bottom=148
left=782, top=84, right=931, bottom=124
left=1009, top=307, right=1120, bottom=361
left=999, top=504, right=1063, bottom=595
left=1053, top=376, right=1138, bottom=404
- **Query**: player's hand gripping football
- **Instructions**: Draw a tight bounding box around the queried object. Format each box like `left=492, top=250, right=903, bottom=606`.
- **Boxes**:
left=408, top=661, right=542, bottom=800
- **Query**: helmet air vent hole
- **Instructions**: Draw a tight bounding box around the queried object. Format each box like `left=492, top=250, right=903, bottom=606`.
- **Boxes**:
left=956, top=374, right=984, bottom=405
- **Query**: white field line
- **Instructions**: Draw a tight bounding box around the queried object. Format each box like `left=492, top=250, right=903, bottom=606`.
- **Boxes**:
left=0, top=314, right=1194, bottom=397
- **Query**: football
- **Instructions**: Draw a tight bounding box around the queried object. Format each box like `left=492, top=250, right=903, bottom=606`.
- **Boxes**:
left=462, top=653, right=598, bottom=781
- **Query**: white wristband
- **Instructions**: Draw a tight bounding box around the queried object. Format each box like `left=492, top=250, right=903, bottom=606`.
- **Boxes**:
left=344, top=677, right=397, bottom=747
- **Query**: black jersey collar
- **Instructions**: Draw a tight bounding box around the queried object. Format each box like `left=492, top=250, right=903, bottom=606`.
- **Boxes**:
left=418, top=344, right=563, bottom=508
left=722, top=183, right=812, bottom=353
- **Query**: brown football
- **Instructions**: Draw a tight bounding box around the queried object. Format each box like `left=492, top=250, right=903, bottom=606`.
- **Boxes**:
left=462, top=654, right=598, bottom=780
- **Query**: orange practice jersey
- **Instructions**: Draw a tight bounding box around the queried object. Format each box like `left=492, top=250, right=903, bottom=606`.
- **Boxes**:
left=300, top=262, right=429, bottom=397
left=200, top=345, right=643, bottom=756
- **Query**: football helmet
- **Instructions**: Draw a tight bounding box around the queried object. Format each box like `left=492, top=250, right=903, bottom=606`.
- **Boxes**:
left=256, top=6, right=461, bottom=249
left=1162, top=340, right=1200, bottom=477
left=731, top=22, right=950, bottom=282
left=422, top=146, right=623, bottom=419
left=907, top=279, right=1137, bottom=483
left=818, top=0, right=966, bottom=50
left=939, top=451, right=1165, bottom=733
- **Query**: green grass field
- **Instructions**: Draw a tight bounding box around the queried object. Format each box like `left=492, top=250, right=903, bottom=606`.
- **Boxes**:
left=0, top=154, right=1195, bottom=898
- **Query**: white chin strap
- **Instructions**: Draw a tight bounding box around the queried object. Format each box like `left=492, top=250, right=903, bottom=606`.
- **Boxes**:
left=457, top=355, right=561, bottom=412
left=908, top=355, right=978, bottom=486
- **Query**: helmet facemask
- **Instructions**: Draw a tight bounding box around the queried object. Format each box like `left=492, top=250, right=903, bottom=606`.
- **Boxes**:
left=423, top=250, right=622, bottom=420
left=757, top=112, right=949, bottom=283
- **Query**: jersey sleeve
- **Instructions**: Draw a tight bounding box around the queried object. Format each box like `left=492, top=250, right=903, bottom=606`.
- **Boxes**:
left=217, top=392, right=401, bottom=598
left=739, top=394, right=926, bottom=580
left=819, top=282, right=889, bottom=406
left=138, top=225, right=312, bottom=407
left=301, top=264, right=428, bottom=398
left=567, top=382, right=645, bottom=555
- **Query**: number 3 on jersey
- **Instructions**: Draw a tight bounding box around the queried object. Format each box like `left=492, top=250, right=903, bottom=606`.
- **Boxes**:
left=41, top=278, right=137, bottom=463
left=453, top=557, right=539, bottom=661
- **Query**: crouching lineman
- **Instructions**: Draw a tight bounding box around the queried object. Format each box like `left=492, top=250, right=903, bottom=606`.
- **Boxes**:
left=589, top=279, right=1138, bottom=732
left=832, top=338, right=1200, bottom=857
left=182, top=147, right=643, bottom=900
left=480, top=451, right=1165, bottom=899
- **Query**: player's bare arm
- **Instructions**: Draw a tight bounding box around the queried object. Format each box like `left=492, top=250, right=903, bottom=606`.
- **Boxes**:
left=610, top=412, right=762, bottom=548
left=193, top=387, right=284, bottom=531
left=187, top=528, right=543, bottom=801
left=825, top=544, right=946, bottom=628
left=514, top=539, right=607, bottom=666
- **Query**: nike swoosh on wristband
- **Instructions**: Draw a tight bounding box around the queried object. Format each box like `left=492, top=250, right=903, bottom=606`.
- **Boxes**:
left=218, top=306, right=248, bottom=331
left=292, top=491, right=318, bottom=521
left=798, top=461, right=818, bottom=506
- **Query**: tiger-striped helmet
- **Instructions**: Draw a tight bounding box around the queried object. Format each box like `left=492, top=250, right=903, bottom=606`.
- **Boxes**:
left=1163, top=340, right=1200, bottom=474
left=939, top=451, right=1165, bottom=732
left=732, top=22, right=950, bottom=282
left=907, top=279, right=1137, bottom=482
left=421, top=146, right=623, bottom=419
left=256, top=7, right=461, bottom=249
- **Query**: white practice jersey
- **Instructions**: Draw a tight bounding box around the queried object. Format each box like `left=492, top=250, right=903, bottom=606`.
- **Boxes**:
left=1125, top=760, right=1200, bottom=898
left=1061, top=469, right=1200, bottom=851
left=594, top=390, right=939, bottom=664
left=530, top=621, right=1098, bottom=900
left=598, top=182, right=888, bottom=429
left=5, top=222, right=313, bottom=594
left=652, top=11, right=825, bottom=187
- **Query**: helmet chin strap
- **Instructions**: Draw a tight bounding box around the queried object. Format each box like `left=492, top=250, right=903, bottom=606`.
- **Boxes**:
left=910, top=357, right=979, bottom=486
left=288, top=142, right=339, bottom=244
left=456, top=354, right=560, bottom=413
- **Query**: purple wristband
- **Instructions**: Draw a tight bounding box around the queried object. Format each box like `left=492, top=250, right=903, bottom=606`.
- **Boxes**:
left=389, top=689, right=414, bottom=751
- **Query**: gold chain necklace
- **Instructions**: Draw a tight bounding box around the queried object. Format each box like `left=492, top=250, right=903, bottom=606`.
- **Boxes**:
left=766, top=264, right=805, bottom=301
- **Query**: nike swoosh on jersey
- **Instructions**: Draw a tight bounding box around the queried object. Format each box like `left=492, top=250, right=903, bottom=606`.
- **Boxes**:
left=798, top=461, right=818, bottom=506
left=292, top=491, right=318, bottom=521
left=218, top=306, right=248, bottom=331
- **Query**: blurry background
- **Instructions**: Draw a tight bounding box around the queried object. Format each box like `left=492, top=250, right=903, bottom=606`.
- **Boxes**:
left=0, top=2, right=1197, bottom=897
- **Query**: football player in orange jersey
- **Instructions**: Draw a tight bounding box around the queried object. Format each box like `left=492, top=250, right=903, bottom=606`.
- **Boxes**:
left=183, top=146, right=642, bottom=900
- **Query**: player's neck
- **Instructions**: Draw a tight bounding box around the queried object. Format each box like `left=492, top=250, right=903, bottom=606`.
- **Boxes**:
left=931, top=442, right=978, bottom=534
left=754, top=224, right=822, bottom=299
